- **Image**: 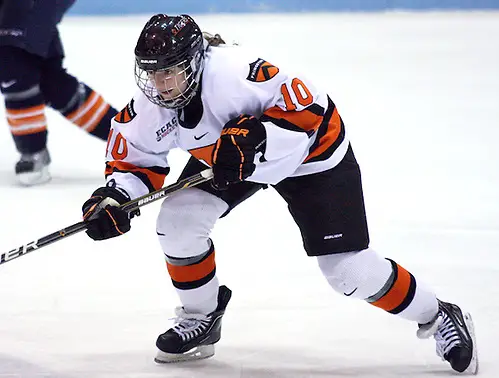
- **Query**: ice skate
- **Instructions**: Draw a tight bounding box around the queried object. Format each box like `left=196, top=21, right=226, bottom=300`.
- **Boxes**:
left=418, top=300, right=478, bottom=374
left=155, top=285, right=232, bottom=363
left=15, top=148, right=51, bottom=186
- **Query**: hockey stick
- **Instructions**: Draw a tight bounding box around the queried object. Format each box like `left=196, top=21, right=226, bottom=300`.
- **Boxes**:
left=0, top=169, right=213, bottom=267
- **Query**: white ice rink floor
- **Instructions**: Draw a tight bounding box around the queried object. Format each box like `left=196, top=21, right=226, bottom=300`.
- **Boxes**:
left=0, top=11, right=498, bottom=378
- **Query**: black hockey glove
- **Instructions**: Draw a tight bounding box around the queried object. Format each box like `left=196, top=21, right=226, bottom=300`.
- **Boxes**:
left=82, top=186, right=136, bottom=241
left=212, top=114, right=266, bottom=190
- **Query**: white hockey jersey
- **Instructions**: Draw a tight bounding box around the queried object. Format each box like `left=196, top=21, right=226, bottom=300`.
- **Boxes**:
left=105, top=44, right=349, bottom=200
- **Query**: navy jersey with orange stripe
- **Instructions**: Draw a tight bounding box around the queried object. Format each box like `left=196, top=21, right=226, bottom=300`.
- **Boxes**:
left=104, top=44, right=350, bottom=199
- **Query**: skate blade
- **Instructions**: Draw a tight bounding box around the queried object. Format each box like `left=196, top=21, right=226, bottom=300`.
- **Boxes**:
left=154, top=344, right=215, bottom=363
left=17, top=167, right=51, bottom=186
left=463, top=312, right=479, bottom=375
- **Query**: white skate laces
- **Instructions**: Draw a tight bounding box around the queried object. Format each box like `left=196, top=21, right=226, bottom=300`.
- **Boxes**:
left=155, top=307, right=216, bottom=363
left=417, top=300, right=478, bottom=374
left=171, top=307, right=212, bottom=342
left=417, top=312, right=461, bottom=360
left=155, top=286, right=232, bottom=364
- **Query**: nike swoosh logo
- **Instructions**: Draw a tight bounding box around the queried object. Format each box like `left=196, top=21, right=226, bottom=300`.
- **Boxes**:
left=344, top=288, right=358, bottom=296
left=194, top=132, right=208, bottom=140
left=1, top=80, right=16, bottom=89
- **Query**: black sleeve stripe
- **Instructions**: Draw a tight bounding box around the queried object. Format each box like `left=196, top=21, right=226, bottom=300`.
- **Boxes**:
left=260, top=114, right=306, bottom=133
left=305, top=120, right=345, bottom=164
left=306, top=103, right=325, bottom=116
left=304, top=97, right=346, bottom=164
left=306, top=100, right=335, bottom=156
left=146, top=165, right=171, bottom=175
left=260, top=103, right=325, bottom=137
left=105, top=163, right=170, bottom=176
left=105, top=165, right=170, bottom=193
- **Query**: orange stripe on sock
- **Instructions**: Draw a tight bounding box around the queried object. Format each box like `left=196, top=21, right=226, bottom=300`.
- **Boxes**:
left=6, top=105, right=47, bottom=136
left=66, top=92, right=98, bottom=123
left=74, top=95, right=104, bottom=127
left=86, top=103, right=110, bottom=132
left=6, top=104, right=45, bottom=116
left=166, top=251, right=216, bottom=283
left=11, top=125, right=47, bottom=136
left=66, top=91, right=110, bottom=130
left=7, top=113, right=46, bottom=127
left=371, top=264, right=412, bottom=312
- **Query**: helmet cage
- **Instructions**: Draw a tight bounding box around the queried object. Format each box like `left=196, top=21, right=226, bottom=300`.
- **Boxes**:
left=135, top=53, right=202, bottom=109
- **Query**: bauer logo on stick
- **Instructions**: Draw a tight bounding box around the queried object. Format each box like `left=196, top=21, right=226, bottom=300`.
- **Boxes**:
left=0, top=240, right=39, bottom=263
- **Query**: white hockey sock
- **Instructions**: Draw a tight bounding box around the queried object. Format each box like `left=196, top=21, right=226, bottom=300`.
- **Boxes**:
left=165, top=243, right=219, bottom=315
left=318, top=249, right=438, bottom=324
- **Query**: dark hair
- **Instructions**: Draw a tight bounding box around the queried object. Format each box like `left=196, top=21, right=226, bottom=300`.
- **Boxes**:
left=203, top=32, right=226, bottom=47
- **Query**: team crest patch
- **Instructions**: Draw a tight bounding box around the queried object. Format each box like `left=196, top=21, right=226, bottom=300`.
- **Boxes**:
left=247, top=58, right=279, bottom=82
left=114, top=99, right=137, bottom=123
left=156, top=118, right=178, bottom=142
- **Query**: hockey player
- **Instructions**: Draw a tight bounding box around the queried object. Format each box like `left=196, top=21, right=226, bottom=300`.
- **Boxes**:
left=0, top=0, right=118, bottom=185
left=81, top=14, right=478, bottom=372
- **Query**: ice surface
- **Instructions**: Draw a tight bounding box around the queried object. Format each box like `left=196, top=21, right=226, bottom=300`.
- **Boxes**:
left=0, top=12, right=497, bottom=378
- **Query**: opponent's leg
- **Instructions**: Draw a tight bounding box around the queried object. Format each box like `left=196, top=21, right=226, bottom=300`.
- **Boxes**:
left=41, top=49, right=117, bottom=141
left=0, top=46, right=51, bottom=185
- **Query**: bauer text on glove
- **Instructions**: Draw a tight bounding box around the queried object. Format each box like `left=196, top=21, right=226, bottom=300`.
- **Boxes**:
left=211, top=114, right=266, bottom=190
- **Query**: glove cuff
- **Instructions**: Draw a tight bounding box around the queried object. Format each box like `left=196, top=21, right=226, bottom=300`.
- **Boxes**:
left=91, top=186, right=130, bottom=205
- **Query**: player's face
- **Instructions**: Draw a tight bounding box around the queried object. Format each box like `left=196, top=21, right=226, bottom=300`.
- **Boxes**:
left=148, top=65, right=188, bottom=100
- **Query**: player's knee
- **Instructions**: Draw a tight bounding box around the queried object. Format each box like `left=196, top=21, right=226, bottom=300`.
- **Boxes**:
left=317, top=248, right=393, bottom=299
left=156, top=188, right=228, bottom=258
left=0, top=47, right=41, bottom=97
left=40, top=71, right=79, bottom=111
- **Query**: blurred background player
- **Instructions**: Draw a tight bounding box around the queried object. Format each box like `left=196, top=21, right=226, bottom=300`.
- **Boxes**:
left=0, top=0, right=117, bottom=185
